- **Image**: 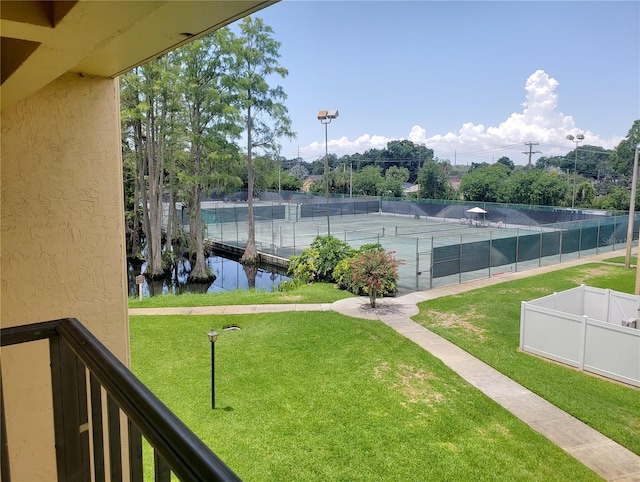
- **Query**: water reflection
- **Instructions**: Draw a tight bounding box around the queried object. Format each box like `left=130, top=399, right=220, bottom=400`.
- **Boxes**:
left=128, top=254, right=290, bottom=297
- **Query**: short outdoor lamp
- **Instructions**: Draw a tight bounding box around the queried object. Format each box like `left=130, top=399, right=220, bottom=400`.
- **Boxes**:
left=208, top=328, right=219, bottom=409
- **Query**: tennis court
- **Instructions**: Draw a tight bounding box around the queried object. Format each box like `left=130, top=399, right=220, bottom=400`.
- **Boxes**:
left=196, top=197, right=637, bottom=291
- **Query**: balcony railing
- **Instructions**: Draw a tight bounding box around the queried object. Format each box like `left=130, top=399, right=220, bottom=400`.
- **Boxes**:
left=1, top=318, right=241, bottom=482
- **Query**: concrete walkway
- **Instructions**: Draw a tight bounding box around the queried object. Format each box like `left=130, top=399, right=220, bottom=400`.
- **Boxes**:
left=130, top=250, right=640, bottom=481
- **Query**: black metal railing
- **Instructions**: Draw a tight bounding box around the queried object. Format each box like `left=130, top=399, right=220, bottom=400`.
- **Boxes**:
left=1, top=318, right=241, bottom=482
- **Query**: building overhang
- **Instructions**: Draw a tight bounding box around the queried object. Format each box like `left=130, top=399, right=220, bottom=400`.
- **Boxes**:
left=1, top=0, right=277, bottom=111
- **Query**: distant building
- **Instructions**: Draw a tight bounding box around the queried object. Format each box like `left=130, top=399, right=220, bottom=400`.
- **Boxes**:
left=403, top=182, right=419, bottom=196
left=302, top=175, right=323, bottom=192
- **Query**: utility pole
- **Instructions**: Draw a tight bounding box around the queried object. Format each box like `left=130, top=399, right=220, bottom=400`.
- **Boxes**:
left=522, top=142, right=540, bottom=168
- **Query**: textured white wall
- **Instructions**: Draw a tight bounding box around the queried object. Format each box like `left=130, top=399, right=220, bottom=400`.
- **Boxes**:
left=1, top=73, right=129, bottom=480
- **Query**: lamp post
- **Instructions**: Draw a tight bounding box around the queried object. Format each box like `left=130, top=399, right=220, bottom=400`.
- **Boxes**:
left=627, top=144, right=640, bottom=269
left=318, top=110, right=339, bottom=235
left=207, top=328, right=219, bottom=409
left=566, top=133, right=585, bottom=209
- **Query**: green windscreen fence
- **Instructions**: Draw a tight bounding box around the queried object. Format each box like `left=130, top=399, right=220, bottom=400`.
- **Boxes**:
left=183, top=205, right=287, bottom=224
left=432, top=216, right=636, bottom=279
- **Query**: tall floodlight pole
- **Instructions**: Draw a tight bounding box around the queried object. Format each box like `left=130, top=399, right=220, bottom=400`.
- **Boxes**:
left=566, top=133, right=585, bottom=209
left=318, top=110, right=339, bottom=236
left=625, top=145, right=640, bottom=268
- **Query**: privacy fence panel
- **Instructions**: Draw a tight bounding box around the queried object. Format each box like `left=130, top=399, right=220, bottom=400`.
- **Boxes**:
left=521, top=286, right=640, bottom=388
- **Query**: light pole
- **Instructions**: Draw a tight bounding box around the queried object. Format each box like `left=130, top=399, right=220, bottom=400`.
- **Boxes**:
left=207, top=328, right=219, bottom=409
left=627, top=144, right=640, bottom=269
left=318, top=110, right=339, bottom=235
left=566, top=133, right=585, bottom=209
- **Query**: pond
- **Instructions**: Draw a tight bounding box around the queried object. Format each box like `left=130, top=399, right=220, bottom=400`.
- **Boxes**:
left=128, top=253, right=290, bottom=297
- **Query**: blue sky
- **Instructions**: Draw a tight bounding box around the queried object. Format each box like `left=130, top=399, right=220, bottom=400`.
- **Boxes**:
left=250, top=1, right=639, bottom=166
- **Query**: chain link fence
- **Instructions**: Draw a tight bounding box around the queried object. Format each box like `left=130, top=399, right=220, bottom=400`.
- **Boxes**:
left=181, top=193, right=637, bottom=291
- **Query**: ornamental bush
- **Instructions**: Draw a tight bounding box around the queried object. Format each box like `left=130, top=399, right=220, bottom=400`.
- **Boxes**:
left=288, top=248, right=320, bottom=284
left=350, top=249, right=401, bottom=307
left=311, top=235, right=355, bottom=281
left=333, top=243, right=385, bottom=293
left=287, top=235, right=355, bottom=284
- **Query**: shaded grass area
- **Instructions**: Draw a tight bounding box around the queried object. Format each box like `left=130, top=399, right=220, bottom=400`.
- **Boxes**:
left=130, top=312, right=601, bottom=481
left=128, top=282, right=354, bottom=308
left=604, top=255, right=637, bottom=265
left=413, top=263, right=640, bottom=455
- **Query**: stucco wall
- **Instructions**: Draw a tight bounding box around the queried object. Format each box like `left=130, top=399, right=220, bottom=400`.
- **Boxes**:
left=1, top=73, right=129, bottom=480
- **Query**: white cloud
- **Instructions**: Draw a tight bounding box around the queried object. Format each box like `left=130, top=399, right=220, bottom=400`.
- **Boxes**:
left=299, top=70, right=624, bottom=164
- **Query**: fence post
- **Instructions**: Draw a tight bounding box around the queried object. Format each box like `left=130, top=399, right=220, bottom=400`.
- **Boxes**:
left=429, top=236, right=434, bottom=289
left=578, top=222, right=584, bottom=258
left=459, top=234, right=463, bottom=283
left=515, top=229, right=520, bottom=272
left=271, top=216, right=275, bottom=252
left=416, top=237, right=419, bottom=291
left=579, top=315, right=588, bottom=371
left=488, top=230, right=492, bottom=278
left=559, top=228, right=563, bottom=263
left=539, top=228, right=543, bottom=267
left=293, top=223, right=296, bottom=255
left=519, top=301, right=526, bottom=349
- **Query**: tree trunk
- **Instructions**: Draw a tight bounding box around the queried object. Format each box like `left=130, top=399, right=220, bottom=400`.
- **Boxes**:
left=131, top=118, right=144, bottom=257
left=188, top=177, right=213, bottom=283
left=243, top=263, right=258, bottom=289
left=369, top=287, right=377, bottom=308
left=145, top=103, right=165, bottom=280
left=241, top=104, right=260, bottom=266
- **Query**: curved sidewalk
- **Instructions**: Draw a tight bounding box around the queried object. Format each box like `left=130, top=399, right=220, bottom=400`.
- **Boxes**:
left=130, top=250, right=640, bottom=481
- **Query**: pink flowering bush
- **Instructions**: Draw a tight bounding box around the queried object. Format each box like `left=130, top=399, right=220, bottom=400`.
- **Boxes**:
left=349, top=249, right=401, bottom=308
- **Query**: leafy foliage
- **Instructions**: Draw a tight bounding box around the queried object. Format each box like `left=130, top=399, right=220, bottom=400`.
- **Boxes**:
left=288, top=235, right=355, bottom=284
left=418, top=159, right=455, bottom=200
left=349, top=248, right=401, bottom=307
left=287, top=248, right=319, bottom=284
left=503, top=168, right=569, bottom=206
left=459, top=163, right=510, bottom=202
left=610, top=119, right=640, bottom=176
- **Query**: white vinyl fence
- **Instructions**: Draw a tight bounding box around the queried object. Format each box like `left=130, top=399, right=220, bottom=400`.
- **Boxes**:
left=520, top=285, right=640, bottom=387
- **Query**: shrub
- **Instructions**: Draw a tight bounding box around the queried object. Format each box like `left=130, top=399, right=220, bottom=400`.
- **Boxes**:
left=333, top=244, right=385, bottom=293
left=333, top=257, right=354, bottom=291
left=310, top=235, right=355, bottom=281
left=288, top=236, right=355, bottom=284
left=288, top=248, right=319, bottom=284
left=350, top=249, right=401, bottom=307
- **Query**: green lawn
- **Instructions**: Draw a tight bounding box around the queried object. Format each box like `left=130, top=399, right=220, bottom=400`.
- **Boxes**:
left=412, top=262, right=640, bottom=455
left=604, top=255, right=637, bottom=265
left=128, top=282, right=354, bottom=308
left=130, top=312, right=602, bottom=481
